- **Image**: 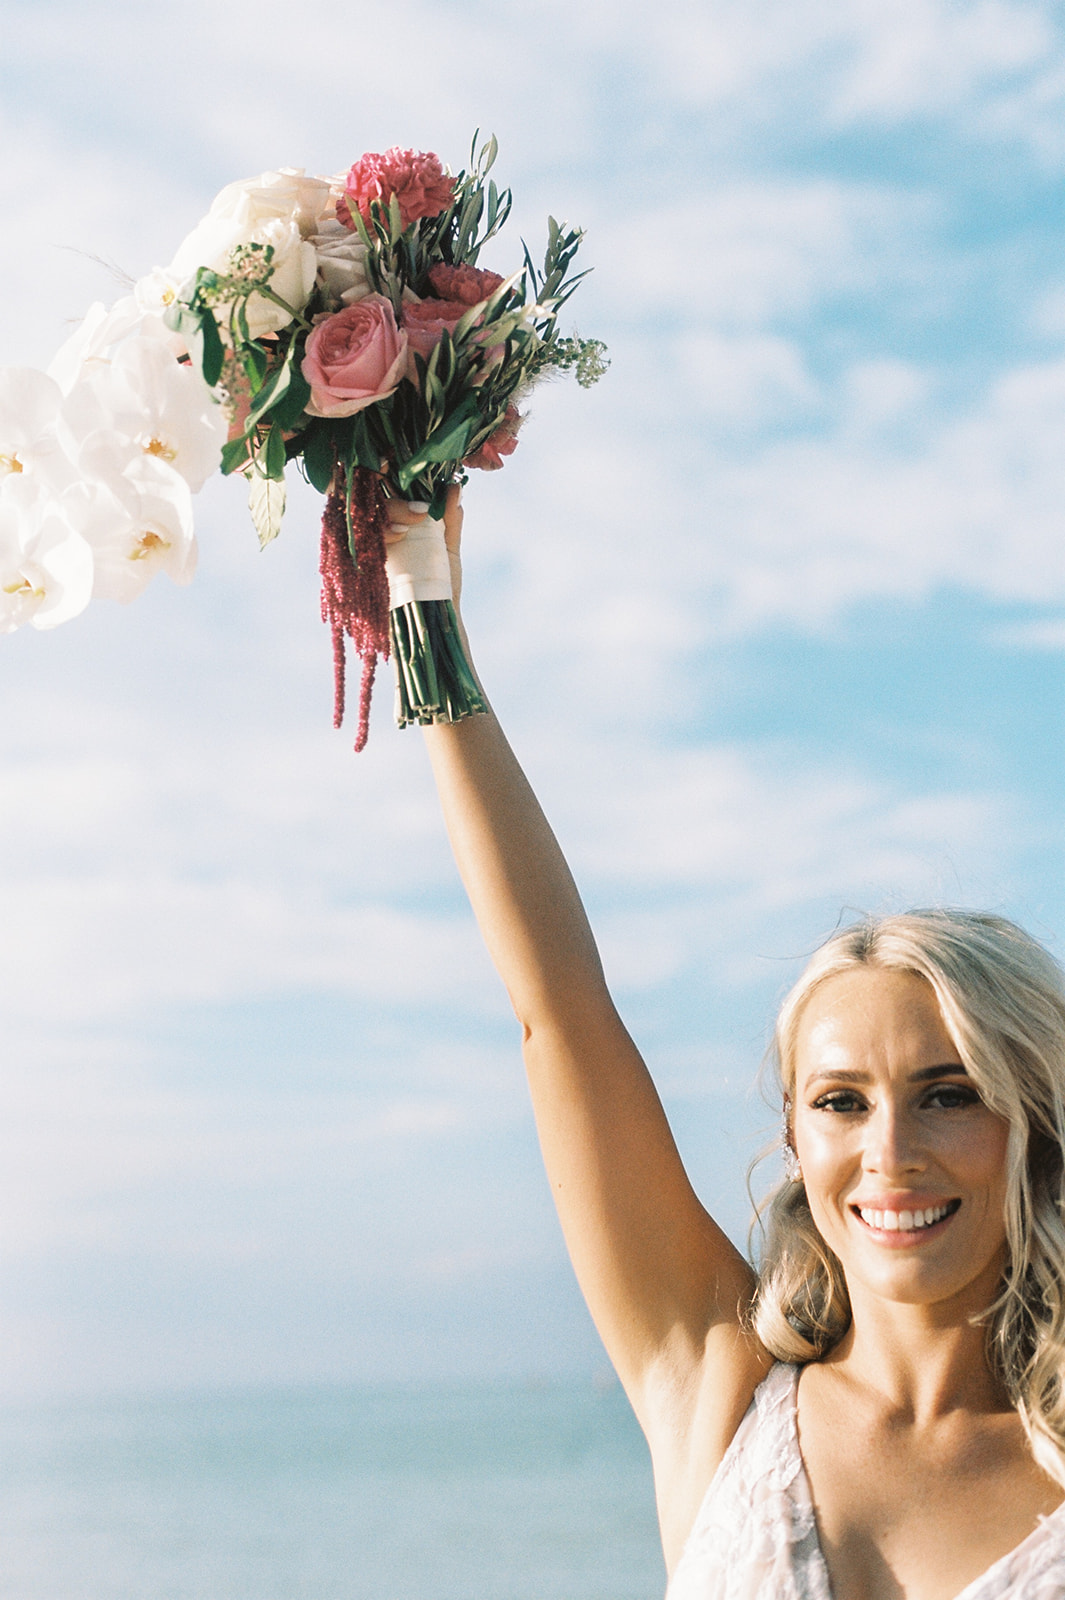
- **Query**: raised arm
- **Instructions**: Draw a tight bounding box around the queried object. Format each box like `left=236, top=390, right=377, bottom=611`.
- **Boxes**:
left=390, top=490, right=770, bottom=1558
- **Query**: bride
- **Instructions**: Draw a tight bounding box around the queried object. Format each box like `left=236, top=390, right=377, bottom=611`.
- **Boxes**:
left=385, top=488, right=1065, bottom=1600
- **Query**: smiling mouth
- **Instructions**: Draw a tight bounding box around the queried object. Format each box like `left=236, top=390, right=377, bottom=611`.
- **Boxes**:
left=851, top=1199, right=962, bottom=1235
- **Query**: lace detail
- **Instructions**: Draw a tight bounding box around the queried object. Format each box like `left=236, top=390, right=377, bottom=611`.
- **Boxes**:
left=666, top=1363, right=1065, bottom=1600
left=667, top=1363, right=833, bottom=1600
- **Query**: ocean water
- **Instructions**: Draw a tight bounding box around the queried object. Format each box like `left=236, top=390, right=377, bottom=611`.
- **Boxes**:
left=0, top=1379, right=665, bottom=1600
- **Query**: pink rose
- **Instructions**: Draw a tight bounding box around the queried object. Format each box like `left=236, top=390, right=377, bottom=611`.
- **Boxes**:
left=402, top=297, right=470, bottom=363
left=337, top=148, right=456, bottom=233
left=427, top=263, right=505, bottom=306
left=301, top=295, right=409, bottom=417
left=464, top=405, right=522, bottom=472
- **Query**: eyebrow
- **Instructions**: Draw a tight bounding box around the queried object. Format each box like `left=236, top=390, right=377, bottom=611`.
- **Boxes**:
left=804, top=1064, right=969, bottom=1087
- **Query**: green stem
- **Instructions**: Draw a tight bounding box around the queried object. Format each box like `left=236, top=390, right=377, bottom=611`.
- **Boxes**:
left=390, top=600, right=487, bottom=729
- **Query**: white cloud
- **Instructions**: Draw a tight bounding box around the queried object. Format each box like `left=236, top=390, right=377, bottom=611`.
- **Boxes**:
left=989, top=615, right=1065, bottom=649
left=828, top=0, right=1052, bottom=122
left=599, top=179, right=915, bottom=328
left=519, top=0, right=1064, bottom=157
left=571, top=743, right=1002, bottom=899
left=673, top=331, right=822, bottom=427
left=0, top=871, right=499, bottom=1026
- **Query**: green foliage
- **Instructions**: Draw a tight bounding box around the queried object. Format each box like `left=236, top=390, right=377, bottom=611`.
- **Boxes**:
left=302, top=423, right=337, bottom=493
left=220, top=436, right=251, bottom=476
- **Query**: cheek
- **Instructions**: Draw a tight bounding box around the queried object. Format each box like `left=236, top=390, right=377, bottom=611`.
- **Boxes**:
left=957, top=1118, right=1012, bottom=1222
left=943, top=1111, right=1010, bottom=1186
left=793, top=1114, right=857, bottom=1184
left=792, top=1118, right=859, bottom=1232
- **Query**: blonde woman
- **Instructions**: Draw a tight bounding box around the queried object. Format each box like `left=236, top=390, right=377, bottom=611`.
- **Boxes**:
left=387, top=489, right=1065, bottom=1600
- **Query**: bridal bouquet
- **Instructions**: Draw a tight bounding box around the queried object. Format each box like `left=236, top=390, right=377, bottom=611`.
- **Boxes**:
left=0, top=135, right=606, bottom=747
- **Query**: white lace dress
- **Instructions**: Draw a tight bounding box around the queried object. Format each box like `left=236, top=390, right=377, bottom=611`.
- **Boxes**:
left=666, top=1362, right=1065, bottom=1600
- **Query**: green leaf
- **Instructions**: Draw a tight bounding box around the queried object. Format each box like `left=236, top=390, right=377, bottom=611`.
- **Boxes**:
left=248, top=471, right=287, bottom=549
left=348, top=410, right=382, bottom=472
left=303, top=424, right=337, bottom=493
left=269, top=364, right=311, bottom=431
left=349, top=205, right=374, bottom=252
left=375, top=404, right=400, bottom=454
left=246, top=355, right=290, bottom=426
left=221, top=436, right=251, bottom=476
left=397, top=404, right=480, bottom=488
left=236, top=300, right=252, bottom=350
left=243, top=342, right=269, bottom=395
left=262, top=424, right=287, bottom=479
left=200, top=312, right=225, bottom=387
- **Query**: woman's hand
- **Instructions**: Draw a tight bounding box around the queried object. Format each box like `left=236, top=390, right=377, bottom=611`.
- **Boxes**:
left=382, top=483, right=464, bottom=611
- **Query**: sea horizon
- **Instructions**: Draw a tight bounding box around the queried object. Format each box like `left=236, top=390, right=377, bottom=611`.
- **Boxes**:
left=1, top=1372, right=665, bottom=1600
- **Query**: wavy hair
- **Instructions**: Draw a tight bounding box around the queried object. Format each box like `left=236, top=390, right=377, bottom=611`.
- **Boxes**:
left=751, top=909, right=1065, bottom=1485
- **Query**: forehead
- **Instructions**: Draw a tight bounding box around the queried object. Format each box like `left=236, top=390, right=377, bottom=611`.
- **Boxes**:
left=793, top=966, right=960, bottom=1084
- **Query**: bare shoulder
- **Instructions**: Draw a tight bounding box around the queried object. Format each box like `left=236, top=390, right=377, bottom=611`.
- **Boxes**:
left=639, top=1308, right=775, bottom=1571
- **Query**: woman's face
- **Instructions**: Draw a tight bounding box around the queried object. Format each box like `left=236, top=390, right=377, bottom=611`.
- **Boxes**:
left=791, top=966, right=1011, bottom=1315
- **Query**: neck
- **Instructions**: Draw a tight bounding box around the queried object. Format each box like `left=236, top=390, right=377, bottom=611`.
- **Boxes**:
left=824, top=1271, right=1010, bottom=1423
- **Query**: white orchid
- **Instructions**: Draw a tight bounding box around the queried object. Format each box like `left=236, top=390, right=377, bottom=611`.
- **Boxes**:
left=48, top=297, right=147, bottom=395
left=0, top=475, right=94, bottom=632
left=59, top=336, right=227, bottom=494
left=63, top=456, right=196, bottom=604
left=134, top=266, right=185, bottom=319
left=0, top=367, right=75, bottom=492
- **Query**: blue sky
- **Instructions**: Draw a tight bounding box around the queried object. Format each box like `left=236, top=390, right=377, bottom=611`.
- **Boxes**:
left=2, top=0, right=1064, bottom=1397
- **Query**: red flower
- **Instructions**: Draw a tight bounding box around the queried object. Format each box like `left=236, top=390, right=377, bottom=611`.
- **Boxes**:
left=338, top=147, right=456, bottom=232
left=464, top=405, right=522, bottom=472
left=427, top=262, right=505, bottom=306
left=402, top=297, right=469, bottom=362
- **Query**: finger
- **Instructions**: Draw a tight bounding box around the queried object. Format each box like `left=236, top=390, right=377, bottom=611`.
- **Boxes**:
left=383, top=496, right=430, bottom=541
left=442, top=482, right=464, bottom=553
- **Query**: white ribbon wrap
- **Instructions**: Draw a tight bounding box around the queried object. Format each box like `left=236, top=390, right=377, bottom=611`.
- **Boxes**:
left=385, top=517, right=453, bottom=609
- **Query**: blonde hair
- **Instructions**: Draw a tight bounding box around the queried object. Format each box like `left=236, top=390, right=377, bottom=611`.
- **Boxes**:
left=751, top=909, right=1065, bottom=1485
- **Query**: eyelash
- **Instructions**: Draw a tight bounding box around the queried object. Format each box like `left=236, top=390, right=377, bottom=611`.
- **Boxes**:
left=810, top=1086, right=982, bottom=1114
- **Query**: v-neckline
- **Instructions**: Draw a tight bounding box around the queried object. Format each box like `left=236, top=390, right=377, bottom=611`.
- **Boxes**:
left=786, top=1364, right=1065, bottom=1600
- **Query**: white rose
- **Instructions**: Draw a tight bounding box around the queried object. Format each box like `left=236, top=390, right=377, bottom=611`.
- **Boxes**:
left=310, top=219, right=371, bottom=307
left=169, top=168, right=327, bottom=339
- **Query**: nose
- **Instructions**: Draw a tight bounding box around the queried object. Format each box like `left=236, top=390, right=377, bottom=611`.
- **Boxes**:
left=862, top=1101, right=925, bottom=1178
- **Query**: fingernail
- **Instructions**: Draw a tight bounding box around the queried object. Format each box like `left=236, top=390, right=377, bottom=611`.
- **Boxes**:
left=406, top=501, right=430, bottom=514
left=390, top=523, right=411, bottom=535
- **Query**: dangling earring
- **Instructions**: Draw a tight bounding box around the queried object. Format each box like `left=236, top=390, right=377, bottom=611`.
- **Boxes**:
left=781, top=1114, right=802, bottom=1183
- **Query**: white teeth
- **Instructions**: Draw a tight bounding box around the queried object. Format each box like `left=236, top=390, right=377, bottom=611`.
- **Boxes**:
left=858, top=1203, right=952, bottom=1232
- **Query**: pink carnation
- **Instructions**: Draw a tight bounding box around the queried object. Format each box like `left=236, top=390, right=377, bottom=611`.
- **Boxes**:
left=337, top=147, right=456, bottom=233
left=402, top=298, right=469, bottom=362
left=464, top=405, right=522, bottom=472
left=427, top=263, right=505, bottom=306
left=301, top=295, right=409, bottom=418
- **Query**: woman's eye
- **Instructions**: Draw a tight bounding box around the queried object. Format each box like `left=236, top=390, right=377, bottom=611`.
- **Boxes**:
left=923, top=1084, right=981, bottom=1110
left=812, top=1091, right=865, bottom=1114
